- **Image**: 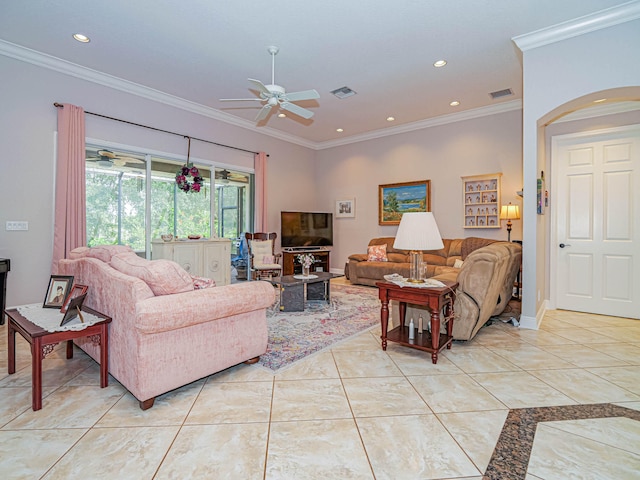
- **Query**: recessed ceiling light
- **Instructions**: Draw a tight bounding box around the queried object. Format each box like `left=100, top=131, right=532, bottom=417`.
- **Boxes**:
left=450, top=100, right=460, bottom=106
left=386, top=116, right=395, bottom=122
left=73, top=33, right=90, bottom=43
left=594, top=98, right=607, bottom=103
left=278, top=113, right=286, bottom=118
left=336, top=128, right=344, bottom=133
left=433, top=60, right=447, bottom=68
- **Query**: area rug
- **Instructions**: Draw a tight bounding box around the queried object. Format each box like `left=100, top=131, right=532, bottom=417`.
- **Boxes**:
left=258, top=283, right=380, bottom=372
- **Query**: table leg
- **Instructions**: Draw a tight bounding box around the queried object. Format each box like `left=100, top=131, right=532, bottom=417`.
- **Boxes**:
left=430, top=309, right=440, bottom=364
left=8, top=320, right=16, bottom=374
left=380, top=298, right=389, bottom=350
left=446, top=297, right=454, bottom=349
left=32, top=337, right=43, bottom=411
left=399, top=302, right=406, bottom=328
left=66, top=340, right=74, bottom=359
left=99, top=324, right=109, bottom=388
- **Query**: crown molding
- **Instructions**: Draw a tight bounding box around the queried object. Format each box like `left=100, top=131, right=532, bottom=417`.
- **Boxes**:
left=554, top=100, right=640, bottom=123
left=513, top=1, right=640, bottom=51
left=0, top=39, right=317, bottom=150
left=314, top=100, right=523, bottom=150
left=1, top=38, right=525, bottom=151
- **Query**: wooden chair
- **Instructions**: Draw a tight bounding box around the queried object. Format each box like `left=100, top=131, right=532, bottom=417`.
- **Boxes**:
left=245, top=232, right=282, bottom=280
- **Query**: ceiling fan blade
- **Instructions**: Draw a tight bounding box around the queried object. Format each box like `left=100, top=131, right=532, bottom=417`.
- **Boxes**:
left=97, top=149, right=116, bottom=158
left=255, top=104, right=272, bottom=122
left=284, top=89, right=320, bottom=102
left=280, top=102, right=314, bottom=119
left=219, top=98, right=263, bottom=102
left=248, top=78, right=271, bottom=96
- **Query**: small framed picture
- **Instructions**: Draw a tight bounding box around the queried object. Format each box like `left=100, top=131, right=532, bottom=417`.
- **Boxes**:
left=60, top=293, right=87, bottom=326
left=60, top=284, right=88, bottom=313
left=43, top=275, right=74, bottom=309
left=336, top=198, right=355, bottom=218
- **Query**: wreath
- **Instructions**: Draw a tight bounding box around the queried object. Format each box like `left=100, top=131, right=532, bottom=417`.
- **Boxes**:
left=175, top=165, right=202, bottom=193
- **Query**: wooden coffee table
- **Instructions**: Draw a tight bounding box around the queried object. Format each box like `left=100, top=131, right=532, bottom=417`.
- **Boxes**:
left=377, top=280, right=457, bottom=364
left=5, top=306, right=111, bottom=411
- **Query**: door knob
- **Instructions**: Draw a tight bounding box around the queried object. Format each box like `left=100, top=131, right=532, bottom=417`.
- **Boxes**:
left=559, top=243, right=571, bottom=248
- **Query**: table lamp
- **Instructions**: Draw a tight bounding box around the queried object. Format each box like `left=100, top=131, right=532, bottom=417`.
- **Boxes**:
left=500, top=203, right=520, bottom=242
left=393, top=212, right=444, bottom=283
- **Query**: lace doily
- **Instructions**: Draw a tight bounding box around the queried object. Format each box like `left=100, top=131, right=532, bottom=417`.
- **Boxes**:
left=16, top=303, right=105, bottom=332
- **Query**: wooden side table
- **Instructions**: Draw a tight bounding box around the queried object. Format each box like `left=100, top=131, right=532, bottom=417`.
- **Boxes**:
left=5, top=306, right=111, bottom=411
left=377, top=281, right=457, bottom=364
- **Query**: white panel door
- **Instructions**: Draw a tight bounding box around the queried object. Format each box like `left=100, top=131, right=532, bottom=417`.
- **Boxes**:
left=553, top=125, right=640, bottom=319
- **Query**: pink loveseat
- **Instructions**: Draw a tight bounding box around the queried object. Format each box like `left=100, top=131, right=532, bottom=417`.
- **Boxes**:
left=59, top=245, right=275, bottom=409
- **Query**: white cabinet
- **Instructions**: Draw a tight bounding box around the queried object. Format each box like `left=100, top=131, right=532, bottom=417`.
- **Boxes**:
left=151, top=238, right=231, bottom=286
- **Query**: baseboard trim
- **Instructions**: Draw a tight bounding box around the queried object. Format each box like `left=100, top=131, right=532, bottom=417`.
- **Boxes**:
left=519, top=300, right=547, bottom=330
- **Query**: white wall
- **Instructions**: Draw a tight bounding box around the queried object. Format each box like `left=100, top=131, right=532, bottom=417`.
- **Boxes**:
left=0, top=55, right=317, bottom=306
left=518, top=17, right=640, bottom=325
left=316, top=110, right=524, bottom=271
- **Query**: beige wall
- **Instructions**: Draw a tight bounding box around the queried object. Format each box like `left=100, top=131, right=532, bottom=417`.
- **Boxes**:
left=0, top=53, right=523, bottom=306
left=518, top=17, right=640, bottom=325
left=0, top=55, right=317, bottom=306
left=315, top=110, right=523, bottom=271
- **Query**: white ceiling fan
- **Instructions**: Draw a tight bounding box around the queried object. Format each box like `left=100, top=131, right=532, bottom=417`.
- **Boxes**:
left=86, top=149, right=145, bottom=168
left=219, top=46, right=320, bottom=123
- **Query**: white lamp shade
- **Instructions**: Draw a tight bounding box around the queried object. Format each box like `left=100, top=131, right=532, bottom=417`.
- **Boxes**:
left=393, top=212, right=444, bottom=251
left=499, top=203, right=520, bottom=220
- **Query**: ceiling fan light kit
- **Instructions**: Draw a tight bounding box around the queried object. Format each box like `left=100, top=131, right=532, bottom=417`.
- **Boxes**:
left=220, top=46, right=319, bottom=124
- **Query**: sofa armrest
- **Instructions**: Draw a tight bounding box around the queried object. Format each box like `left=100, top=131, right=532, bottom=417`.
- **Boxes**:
left=135, top=281, right=275, bottom=334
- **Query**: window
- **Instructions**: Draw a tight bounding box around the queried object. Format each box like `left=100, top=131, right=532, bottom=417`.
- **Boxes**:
left=85, top=145, right=253, bottom=257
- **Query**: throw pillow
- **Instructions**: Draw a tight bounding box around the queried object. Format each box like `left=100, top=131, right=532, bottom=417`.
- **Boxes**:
left=191, top=275, right=216, bottom=290
left=110, top=253, right=194, bottom=296
left=68, top=247, right=90, bottom=259
left=367, top=244, right=388, bottom=262
left=262, top=255, right=275, bottom=265
left=88, top=244, right=134, bottom=263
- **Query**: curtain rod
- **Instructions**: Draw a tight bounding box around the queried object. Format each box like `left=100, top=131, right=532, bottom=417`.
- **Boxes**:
left=53, top=102, right=266, bottom=157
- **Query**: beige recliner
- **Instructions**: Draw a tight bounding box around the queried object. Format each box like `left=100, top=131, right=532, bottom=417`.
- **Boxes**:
left=393, top=242, right=522, bottom=341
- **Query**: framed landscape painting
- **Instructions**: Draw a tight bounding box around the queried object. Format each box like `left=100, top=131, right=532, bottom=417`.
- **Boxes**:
left=378, top=180, right=431, bottom=225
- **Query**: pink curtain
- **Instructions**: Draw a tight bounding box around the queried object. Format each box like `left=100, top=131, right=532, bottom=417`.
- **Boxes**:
left=254, top=151, right=268, bottom=232
left=52, top=104, right=86, bottom=273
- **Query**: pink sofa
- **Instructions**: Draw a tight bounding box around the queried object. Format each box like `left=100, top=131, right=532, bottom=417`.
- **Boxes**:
left=59, top=245, right=275, bottom=409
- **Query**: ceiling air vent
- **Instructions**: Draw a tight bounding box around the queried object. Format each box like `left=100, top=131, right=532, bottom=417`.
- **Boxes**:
left=489, top=88, right=513, bottom=99
left=330, top=86, right=357, bottom=99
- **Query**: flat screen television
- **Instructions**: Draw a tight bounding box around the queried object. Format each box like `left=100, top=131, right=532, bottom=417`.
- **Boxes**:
left=281, top=211, right=333, bottom=249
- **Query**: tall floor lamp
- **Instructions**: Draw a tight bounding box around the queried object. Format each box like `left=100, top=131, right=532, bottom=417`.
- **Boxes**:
left=500, top=203, right=520, bottom=242
left=393, top=212, right=444, bottom=283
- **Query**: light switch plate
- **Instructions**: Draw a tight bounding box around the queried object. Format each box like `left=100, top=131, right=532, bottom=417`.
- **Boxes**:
left=6, top=221, right=28, bottom=231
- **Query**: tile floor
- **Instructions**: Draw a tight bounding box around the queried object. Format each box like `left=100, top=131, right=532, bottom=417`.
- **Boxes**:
left=1, top=288, right=639, bottom=479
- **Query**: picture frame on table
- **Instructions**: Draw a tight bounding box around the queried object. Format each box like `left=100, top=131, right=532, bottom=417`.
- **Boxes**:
left=60, top=284, right=88, bottom=313
left=378, top=180, right=431, bottom=225
left=60, top=293, right=88, bottom=326
left=43, top=275, right=74, bottom=309
left=335, top=198, right=355, bottom=218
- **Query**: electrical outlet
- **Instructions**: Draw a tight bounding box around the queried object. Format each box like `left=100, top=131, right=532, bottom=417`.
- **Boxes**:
left=6, top=221, right=28, bottom=231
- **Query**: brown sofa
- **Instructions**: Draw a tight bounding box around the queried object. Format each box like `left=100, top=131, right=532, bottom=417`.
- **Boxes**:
left=347, top=237, right=522, bottom=341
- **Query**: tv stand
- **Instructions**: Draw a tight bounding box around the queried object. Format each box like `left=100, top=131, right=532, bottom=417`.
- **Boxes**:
left=282, top=249, right=330, bottom=275
left=283, top=246, right=327, bottom=252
